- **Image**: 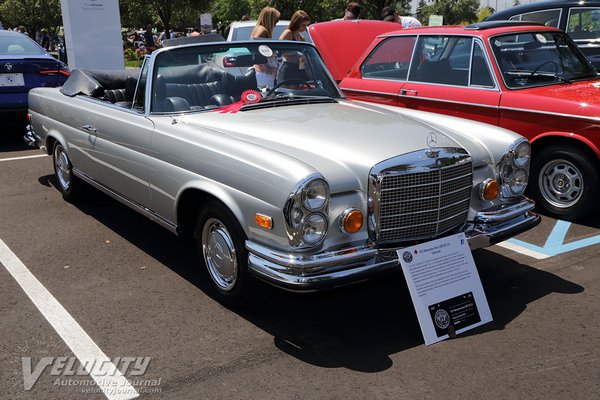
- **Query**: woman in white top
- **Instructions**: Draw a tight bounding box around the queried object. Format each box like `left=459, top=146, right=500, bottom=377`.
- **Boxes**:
left=251, top=6, right=281, bottom=89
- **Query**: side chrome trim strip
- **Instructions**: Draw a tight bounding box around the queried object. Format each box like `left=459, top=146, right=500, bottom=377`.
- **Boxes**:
left=73, top=169, right=178, bottom=235
left=500, top=106, right=600, bottom=122
left=346, top=87, right=600, bottom=122
left=343, top=87, right=501, bottom=109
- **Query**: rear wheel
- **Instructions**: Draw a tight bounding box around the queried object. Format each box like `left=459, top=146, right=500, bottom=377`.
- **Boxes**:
left=530, top=145, right=598, bottom=221
left=195, top=201, right=258, bottom=306
left=53, top=143, right=83, bottom=202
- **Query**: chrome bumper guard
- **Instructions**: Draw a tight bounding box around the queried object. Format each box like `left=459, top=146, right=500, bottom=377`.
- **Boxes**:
left=23, top=124, right=39, bottom=148
left=246, top=198, right=540, bottom=291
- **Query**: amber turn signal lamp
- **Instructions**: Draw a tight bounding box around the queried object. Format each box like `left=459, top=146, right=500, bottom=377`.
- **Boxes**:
left=481, top=179, right=499, bottom=201
left=340, top=208, right=363, bottom=234
left=255, top=213, right=273, bottom=229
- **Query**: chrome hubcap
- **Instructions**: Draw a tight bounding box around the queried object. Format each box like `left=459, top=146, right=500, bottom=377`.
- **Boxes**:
left=539, top=159, right=583, bottom=208
left=202, top=218, right=237, bottom=291
left=55, top=147, right=71, bottom=191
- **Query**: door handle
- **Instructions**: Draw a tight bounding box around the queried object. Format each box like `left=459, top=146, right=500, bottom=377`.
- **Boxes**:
left=399, top=89, right=418, bottom=96
left=82, top=124, right=97, bottom=133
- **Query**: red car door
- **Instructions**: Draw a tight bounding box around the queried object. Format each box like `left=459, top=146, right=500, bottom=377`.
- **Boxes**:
left=397, top=36, right=501, bottom=127
left=340, top=36, right=416, bottom=107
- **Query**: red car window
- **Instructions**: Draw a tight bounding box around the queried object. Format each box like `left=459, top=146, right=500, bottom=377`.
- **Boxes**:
left=360, top=36, right=416, bottom=80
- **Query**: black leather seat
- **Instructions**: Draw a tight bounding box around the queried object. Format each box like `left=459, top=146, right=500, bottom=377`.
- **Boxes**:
left=154, top=65, right=241, bottom=112
left=103, top=76, right=137, bottom=108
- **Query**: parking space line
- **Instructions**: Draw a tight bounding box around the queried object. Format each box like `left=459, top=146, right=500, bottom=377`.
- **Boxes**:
left=0, top=154, right=48, bottom=162
left=495, top=240, right=550, bottom=260
left=0, top=238, right=139, bottom=400
left=496, top=220, right=600, bottom=259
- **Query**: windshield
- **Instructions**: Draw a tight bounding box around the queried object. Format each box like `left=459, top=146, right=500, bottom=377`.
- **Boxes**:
left=230, top=24, right=311, bottom=43
left=151, top=42, right=340, bottom=113
left=490, top=31, right=598, bottom=89
left=0, top=33, right=45, bottom=55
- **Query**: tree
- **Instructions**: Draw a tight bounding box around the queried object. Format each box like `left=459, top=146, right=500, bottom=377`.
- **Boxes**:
left=246, top=0, right=346, bottom=23
left=0, top=0, right=62, bottom=33
left=210, top=0, right=250, bottom=33
left=416, top=0, right=427, bottom=21
left=477, top=6, right=495, bottom=22
left=121, top=0, right=209, bottom=38
left=419, top=0, right=479, bottom=25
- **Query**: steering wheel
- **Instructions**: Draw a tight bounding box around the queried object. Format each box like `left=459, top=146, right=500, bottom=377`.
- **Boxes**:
left=530, top=60, right=559, bottom=76
left=265, top=78, right=312, bottom=97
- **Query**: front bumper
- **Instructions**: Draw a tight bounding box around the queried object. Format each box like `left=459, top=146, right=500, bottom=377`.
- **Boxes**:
left=246, top=198, right=540, bottom=291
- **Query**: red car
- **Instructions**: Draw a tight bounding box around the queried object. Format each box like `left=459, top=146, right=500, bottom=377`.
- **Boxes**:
left=319, top=20, right=600, bottom=220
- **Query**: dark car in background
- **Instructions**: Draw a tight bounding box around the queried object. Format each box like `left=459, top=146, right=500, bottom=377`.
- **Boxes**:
left=485, top=0, right=600, bottom=69
left=0, top=30, right=69, bottom=125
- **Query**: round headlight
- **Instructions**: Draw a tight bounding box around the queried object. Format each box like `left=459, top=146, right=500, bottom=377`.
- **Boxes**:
left=513, top=141, right=530, bottom=168
left=302, top=179, right=329, bottom=211
left=509, top=168, right=528, bottom=195
left=302, top=213, right=327, bottom=245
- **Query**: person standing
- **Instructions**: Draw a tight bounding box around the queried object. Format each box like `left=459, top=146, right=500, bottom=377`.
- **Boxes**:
left=251, top=6, right=280, bottom=39
left=143, top=24, right=157, bottom=53
left=381, top=6, right=422, bottom=28
left=40, top=29, right=50, bottom=50
left=251, top=6, right=281, bottom=90
left=279, top=10, right=309, bottom=41
left=278, top=11, right=310, bottom=86
left=341, top=2, right=361, bottom=20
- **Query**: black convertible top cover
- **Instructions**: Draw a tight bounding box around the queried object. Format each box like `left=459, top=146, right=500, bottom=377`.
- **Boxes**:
left=161, top=33, right=225, bottom=47
left=60, top=69, right=140, bottom=97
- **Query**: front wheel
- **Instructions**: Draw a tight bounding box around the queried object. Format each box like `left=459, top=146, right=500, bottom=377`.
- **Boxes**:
left=530, top=145, right=599, bottom=221
left=195, top=201, right=258, bottom=306
left=53, top=143, right=83, bottom=202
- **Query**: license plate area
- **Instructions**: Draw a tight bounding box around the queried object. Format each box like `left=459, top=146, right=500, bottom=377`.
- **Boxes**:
left=0, top=73, right=25, bottom=87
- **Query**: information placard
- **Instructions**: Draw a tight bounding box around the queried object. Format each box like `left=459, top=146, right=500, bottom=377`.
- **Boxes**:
left=398, top=233, right=492, bottom=345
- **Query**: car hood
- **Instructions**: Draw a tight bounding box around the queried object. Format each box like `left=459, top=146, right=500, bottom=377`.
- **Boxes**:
left=307, top=20, right=401, bottom=81
left=502, top=80, right=600, bottom=118
left=176, top=100, right=492, bottom=192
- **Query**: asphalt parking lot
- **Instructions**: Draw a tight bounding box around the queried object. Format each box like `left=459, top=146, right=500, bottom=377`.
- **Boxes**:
left=1, top=128, right=598, bottom=400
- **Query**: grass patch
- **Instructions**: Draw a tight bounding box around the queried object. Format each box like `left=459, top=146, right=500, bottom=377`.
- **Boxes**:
left=125, top=59, right=143, bottom=68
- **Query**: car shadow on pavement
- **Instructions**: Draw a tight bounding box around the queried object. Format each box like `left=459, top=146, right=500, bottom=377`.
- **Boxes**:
left=233, top=252, right=583, bottom=372
left=44, top=176, right=584, bottom=373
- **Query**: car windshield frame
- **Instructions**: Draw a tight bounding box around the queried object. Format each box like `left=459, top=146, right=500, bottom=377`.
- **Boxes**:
left=149, top=41, right=342, bottom=115
left=489, top=30, right=598, bottom=89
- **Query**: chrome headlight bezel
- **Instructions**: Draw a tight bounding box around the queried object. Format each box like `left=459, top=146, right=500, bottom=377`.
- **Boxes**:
left=284, top=175, right=329, bottom=248
left=499, top=138, right=531, bottom=199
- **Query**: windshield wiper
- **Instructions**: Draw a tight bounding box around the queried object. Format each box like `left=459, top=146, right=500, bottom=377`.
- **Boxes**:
left=530, top=71, right=573, bottom=84
left=240, top=94, right=338, bottom=111
left=259, top=93, right=334, bottom=102
left=505, top=69, right=573, bottom=84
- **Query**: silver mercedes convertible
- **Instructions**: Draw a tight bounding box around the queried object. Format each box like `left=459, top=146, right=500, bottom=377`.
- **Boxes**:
left=25, top=40, right=540, bottom=305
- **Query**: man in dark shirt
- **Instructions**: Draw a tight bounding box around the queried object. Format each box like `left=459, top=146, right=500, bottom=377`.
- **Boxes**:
left=143, top=24, right=156, bottom=53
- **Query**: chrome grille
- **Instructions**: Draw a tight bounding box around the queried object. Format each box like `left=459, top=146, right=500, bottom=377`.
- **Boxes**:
left=369, top=149, right=472, bottom=244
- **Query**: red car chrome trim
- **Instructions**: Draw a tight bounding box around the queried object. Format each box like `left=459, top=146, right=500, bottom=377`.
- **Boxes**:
left=500, top=106, right=600, bottom=122
left=344, top=87, right=501, bottom=109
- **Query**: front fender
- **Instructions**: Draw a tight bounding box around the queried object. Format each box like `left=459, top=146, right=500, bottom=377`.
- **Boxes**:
left=530, top=131, right=600, bottom=159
